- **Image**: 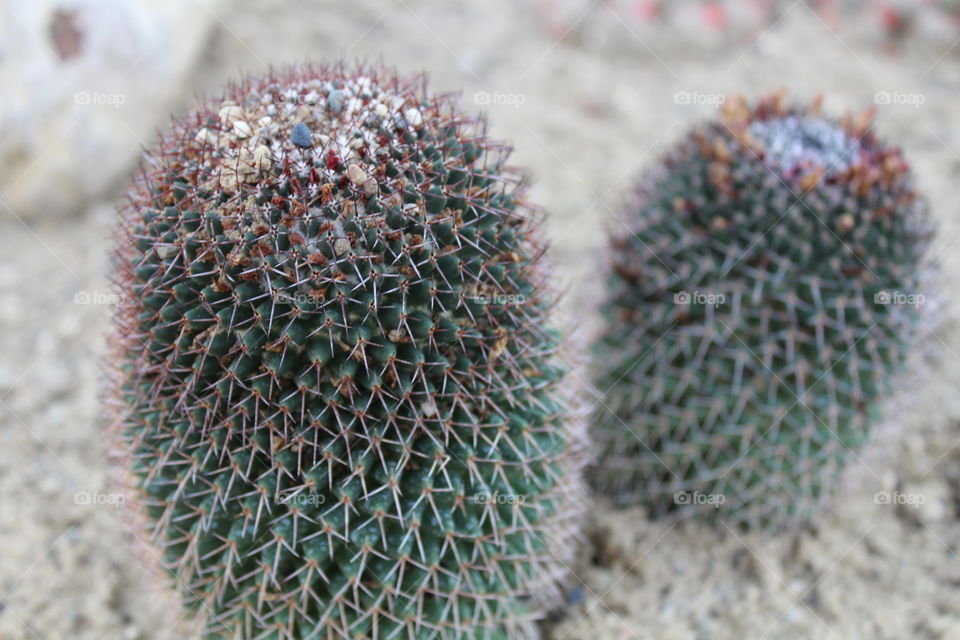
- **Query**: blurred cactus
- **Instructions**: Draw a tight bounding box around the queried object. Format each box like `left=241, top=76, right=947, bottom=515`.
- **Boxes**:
left=107, top=63, right=585, bottom=638
left=592, top=93, right=933, bottom=528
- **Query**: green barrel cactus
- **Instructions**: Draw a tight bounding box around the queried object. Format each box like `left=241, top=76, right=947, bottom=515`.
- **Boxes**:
left=592, top=93, right=933, bottom=528
left=107, top=63, right=585, bottom=638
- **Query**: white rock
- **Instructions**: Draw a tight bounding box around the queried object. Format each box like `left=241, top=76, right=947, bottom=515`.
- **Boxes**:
left=346, top=164, right=369, bottom=186
left=232, top=120, right=252, bottom=138
left=404, top=108, right=423, bottom=126
left=0, top=0, right=220, bottom=219
left=252, top=145, right=272, bottom=173
left=218, top=105, right=245, bottom=127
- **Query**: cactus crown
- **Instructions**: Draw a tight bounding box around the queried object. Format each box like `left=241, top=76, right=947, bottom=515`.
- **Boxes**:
left=108, top=63, right=583, bottom=638
left=592, top=93, right=933, bottom=528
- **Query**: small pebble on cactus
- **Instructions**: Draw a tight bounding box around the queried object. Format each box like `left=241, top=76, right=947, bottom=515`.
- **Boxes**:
left=107, top=63, right=585, bottom=639
left=592, top=92, right=933, bottom=528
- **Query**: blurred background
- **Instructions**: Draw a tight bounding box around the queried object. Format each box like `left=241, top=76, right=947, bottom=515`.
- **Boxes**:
left=2, top=0, right=960, bottom=638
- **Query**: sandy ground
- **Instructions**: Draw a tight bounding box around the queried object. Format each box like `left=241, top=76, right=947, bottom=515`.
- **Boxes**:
left=3, top=1, right=960, bottom=638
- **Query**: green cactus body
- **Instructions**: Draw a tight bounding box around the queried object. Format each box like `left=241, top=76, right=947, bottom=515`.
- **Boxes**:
left=593, top=94, right=932, bottom=528
left=108, top=64, right=584, bottom=638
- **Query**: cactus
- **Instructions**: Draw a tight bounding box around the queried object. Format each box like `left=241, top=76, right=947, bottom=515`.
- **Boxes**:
left=107, top=63, right=585, bottom=639
left=592, top=93, right=933, bottom=528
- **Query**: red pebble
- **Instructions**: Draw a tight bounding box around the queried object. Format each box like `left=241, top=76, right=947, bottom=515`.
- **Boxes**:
left=326, top=149, right=339, bottom=171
